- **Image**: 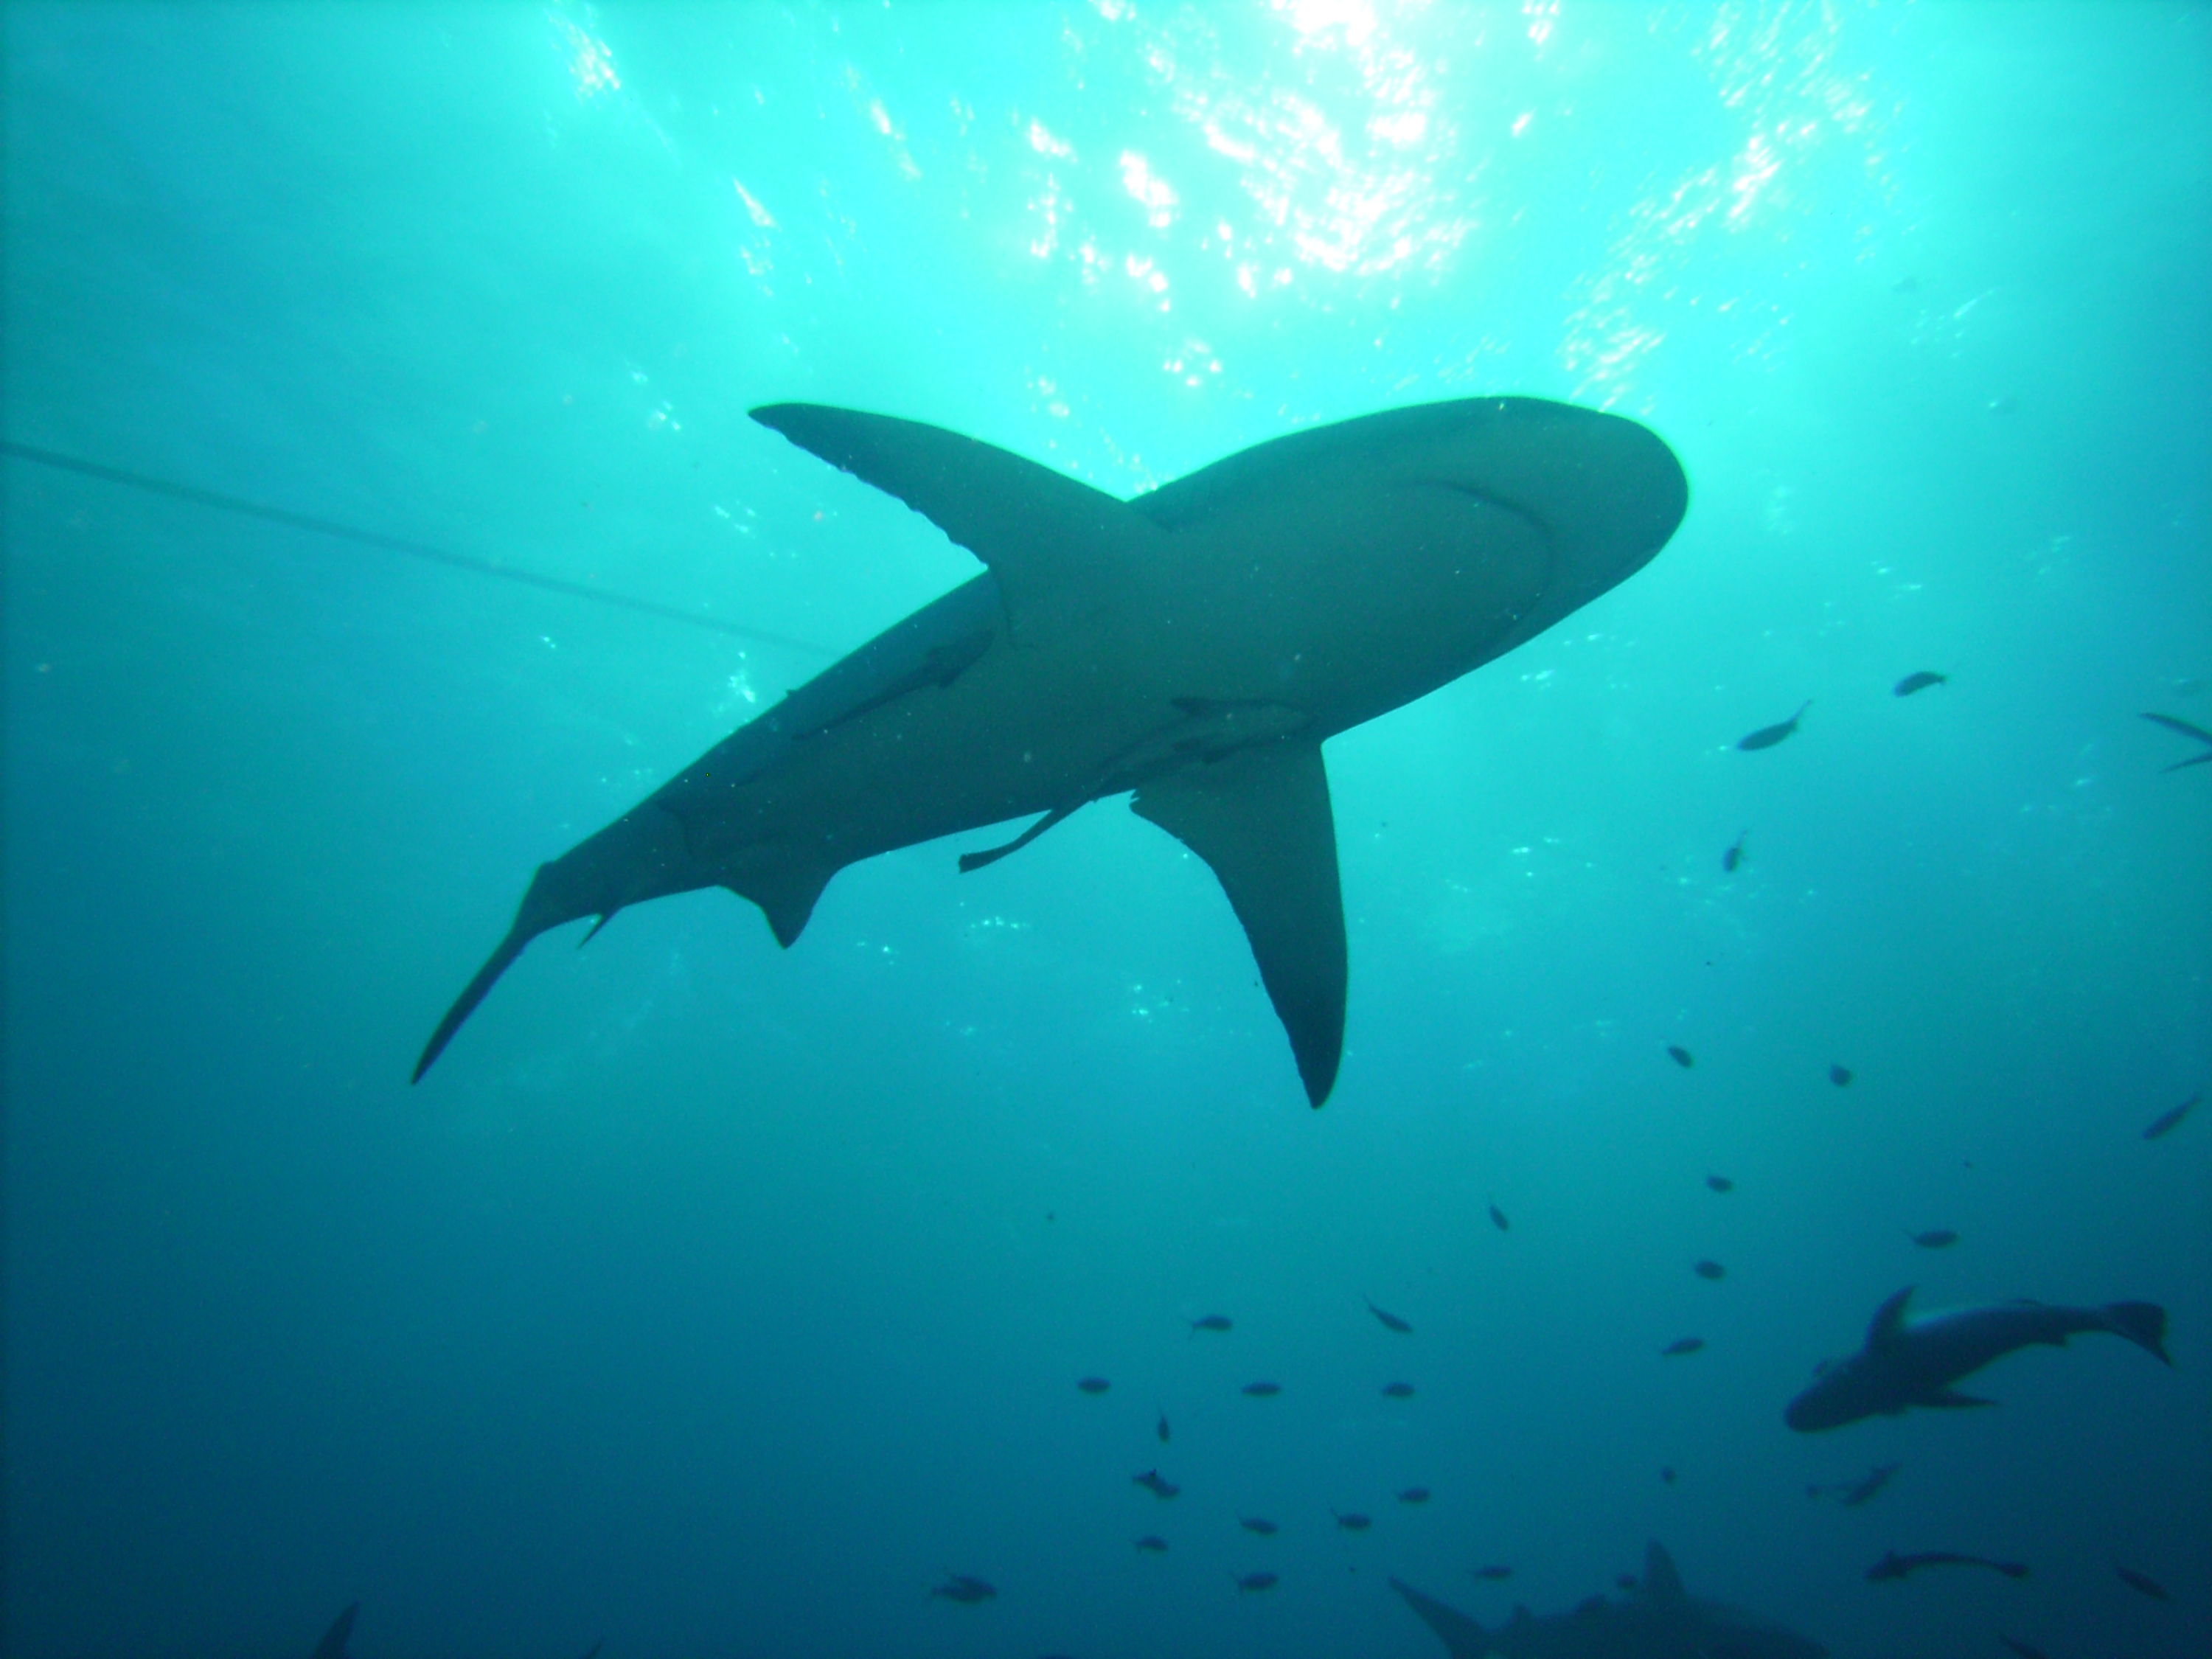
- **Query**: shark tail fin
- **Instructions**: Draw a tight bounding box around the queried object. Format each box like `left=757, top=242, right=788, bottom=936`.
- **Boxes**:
left=414, top=853, right=611, bottom=1082
left=2101, top=1301, right=2172, bottom=1366
left=310, top=1602, right=360, bottom=1659
left=1388, top=1577, right=1492, bottom=1658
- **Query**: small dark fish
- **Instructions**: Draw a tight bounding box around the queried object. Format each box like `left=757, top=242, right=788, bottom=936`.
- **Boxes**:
left=1133, top=1469, right=1179, bottom=1500
left=1722, top=830, right=1748, bottom=872
left=1866, top=1550, right=2028, bottom=1582
left=2143, top=1091, right=2199, bottom=1140
left=1693, top=1259, right=1725, bottom=1281
left=1667, top=1045, right=1695, bottom=1069
left=1365, top=1297, right=1413, bottom=1334
left=1736, top=700, right=1812, bottom=751
left=1830, top=1063, right=1853, bottom=1087
left=1234, top=1571, right=1279, bottom=1593
left=1996, top=1636, right=2052, bottom=1659
left=1397, top=1486, right=1430, bottom=1504
left=1661, top=1337, right=1705, bottom=1357
left=1239, top=1516, right=1279, bottom=1536
left=1489, top=1202, right=1510, bottom=1231
left=1077, top=1376, right=1110, bottom=1394
left=1242, top=1380, right=1282, bottom=1397
left=1705, top=1174, right=1734, bottom=1193
left=1188, top=1313, right=1234, bottom=1335
left=1156, top=1409, right=1171, bottom=1444
left=2142, top=710, right=2212, bottom=771
left=2114, top=1564, right=2170, bottom=1600
left=1471, top=1564, right=1512, bottom=1581
left=1660, top=1466, right=1677, bottom=1485
left=1134, top=1534, right=1168, bottom=1553
left=931, top=1573, right=997, bottom=1604
left=1380, top=1381, right=1416, bottom=1399
left=1893, top=671, right=1947, bottom=697
left=1907, top=1228, right=1958, bottom=1250
left=1333, top=1510, right=1372, bottom=1531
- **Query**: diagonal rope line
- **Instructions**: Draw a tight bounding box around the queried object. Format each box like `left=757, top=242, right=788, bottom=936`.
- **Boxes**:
left=1, top=439, right=835, bottom=657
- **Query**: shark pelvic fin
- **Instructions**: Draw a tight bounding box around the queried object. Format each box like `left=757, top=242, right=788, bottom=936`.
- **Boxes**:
left=1133, top=739, right=1346, bottom=1107
left=749, top=404, right=1147, bottom=639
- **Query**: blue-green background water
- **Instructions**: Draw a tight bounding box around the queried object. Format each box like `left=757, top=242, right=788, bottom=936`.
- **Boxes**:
left=5, top=4, right=2208, bottom=1656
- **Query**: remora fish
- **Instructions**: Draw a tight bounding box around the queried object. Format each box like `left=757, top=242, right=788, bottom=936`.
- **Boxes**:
left=930, top=1573, right=998, bottom=1603
left=1893, top=670, right=1947, bottom=697
left=414, top=399, right=1686, bottom=1106
left=1806, top=1461, right=1899, bottom=1507
left=1865, top=1550, right=2026, bottom=1582
left=2143, top=1091, right=2199, bottom=1140
left=1785, top=1286, right=2171, bottom=1431
left=1366, top=1297, right=1415, bottom=1334
left=2114, top=1564, right=2169, bottom=1600
left=1393, top=1540, right=1826, bottom=1658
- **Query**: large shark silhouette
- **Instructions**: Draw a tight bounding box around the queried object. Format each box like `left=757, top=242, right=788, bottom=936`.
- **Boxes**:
left=1391, top=1541, right=1827, bottom=1658
left=415, top=398, right=1686, bottom=1103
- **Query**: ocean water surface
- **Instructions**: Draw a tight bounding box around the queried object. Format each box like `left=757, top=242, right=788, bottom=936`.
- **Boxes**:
left=4, top=4, right=2208, bottom=1657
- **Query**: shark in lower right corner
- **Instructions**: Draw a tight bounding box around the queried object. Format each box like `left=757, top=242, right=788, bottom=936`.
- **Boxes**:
left=1391, top=1540, right=1826, bottom=1658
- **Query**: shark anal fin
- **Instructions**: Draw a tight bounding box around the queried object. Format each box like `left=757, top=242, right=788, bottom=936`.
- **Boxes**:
left=1133, top=740, right=1346, bottom=1107
left=1920, top=1386, right=1995, bottom=1408
left=1388, top=1578, right=1492, bottom=1659
left=723, top=855, right=838, bottom=949
left=749, top=404, right=1144, bottom=638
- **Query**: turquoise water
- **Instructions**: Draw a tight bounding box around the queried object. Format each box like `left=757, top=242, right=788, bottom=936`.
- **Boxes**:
left=5, top=4, right=2208, bottom=1656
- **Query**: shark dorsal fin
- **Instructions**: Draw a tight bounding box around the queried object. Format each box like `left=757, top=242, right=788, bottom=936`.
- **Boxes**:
left=1132, top=740, right=1345, bottom=1105
left=310, top=1603, right=360, bottom=1659
left=1867, top=1286, right=1916, bottom=1349
left=1641, top=1540, right=1686, bottom=1606
left=750, top=404, right=1146, bottom=639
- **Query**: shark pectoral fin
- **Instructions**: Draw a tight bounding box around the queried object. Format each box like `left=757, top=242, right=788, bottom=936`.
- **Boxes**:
left=1133, top=740, right=1346, bottom=1107
left=1920, top=1387, right=1995, bottom=1408
left=723, top=855, right=838, bottom=949
left=1388, top=1579, right=1492, bottom=1658
left=749, top=405, right=1146, bottom=637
